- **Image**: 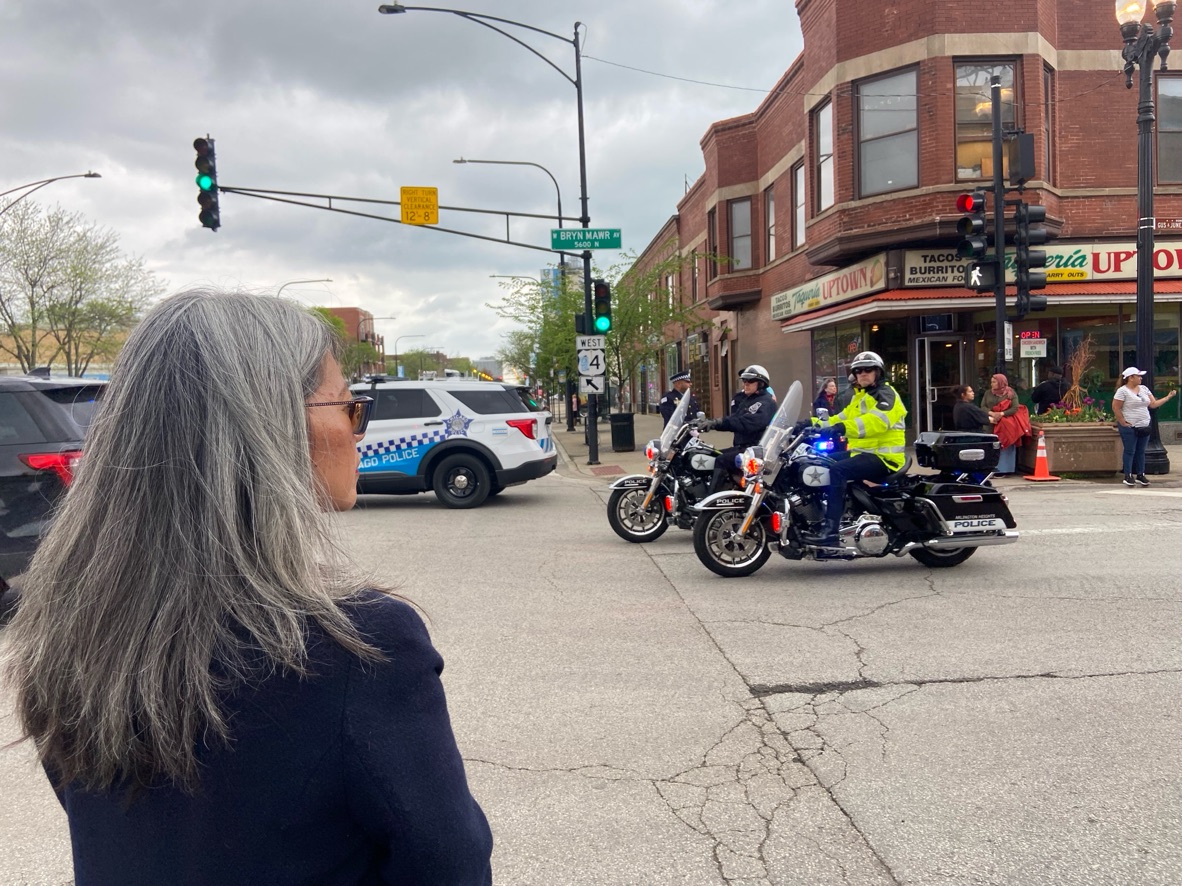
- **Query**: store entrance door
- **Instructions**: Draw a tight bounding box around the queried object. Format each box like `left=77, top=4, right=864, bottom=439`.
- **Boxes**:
left=915, top=336, right=966, bottom=433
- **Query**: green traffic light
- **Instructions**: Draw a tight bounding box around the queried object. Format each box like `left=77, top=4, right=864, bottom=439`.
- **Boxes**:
left=594, top=315, right=611, bottom=333
left=196, top=173, right=214, bottom=191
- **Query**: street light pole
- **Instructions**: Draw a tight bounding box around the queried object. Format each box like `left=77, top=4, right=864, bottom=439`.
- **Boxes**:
left=377, top=4, right=599, bottom=463
left=393, top=334, right=425, bottom=378
left=362, top=315, right=399, bottom=372
left=1118, top=0, right=1175, bottom=473
left=0, top=172, right=101, bottom=217
left=454, top=158, right=564, bottom=228
left=276, top=278, right=332, bottom=296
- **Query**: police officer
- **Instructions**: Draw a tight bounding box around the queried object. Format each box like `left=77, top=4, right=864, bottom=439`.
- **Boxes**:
left=658, top=370, right=701, bottom=427
left=801, top=351, right=907, bottom=547
left=700, top=364, right=777, bottom=492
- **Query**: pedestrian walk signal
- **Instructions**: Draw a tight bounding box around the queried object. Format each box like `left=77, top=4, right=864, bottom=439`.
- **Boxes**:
left=592, top=279, right=612, bottom=333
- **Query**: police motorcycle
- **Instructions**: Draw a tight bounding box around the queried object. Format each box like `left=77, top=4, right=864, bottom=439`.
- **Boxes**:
left=606, top=389, right=730, bottom=543
left=691, top=380, right=1019, bottom=577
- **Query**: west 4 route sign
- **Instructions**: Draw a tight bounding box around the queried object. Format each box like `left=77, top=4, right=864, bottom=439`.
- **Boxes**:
left=551, top=228, right=622, bottom=251
left=577, top=349, right=605, bottom=376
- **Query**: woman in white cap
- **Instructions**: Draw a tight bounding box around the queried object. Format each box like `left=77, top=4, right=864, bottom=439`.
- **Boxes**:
left=1113, top=367, right=1177, bottom=486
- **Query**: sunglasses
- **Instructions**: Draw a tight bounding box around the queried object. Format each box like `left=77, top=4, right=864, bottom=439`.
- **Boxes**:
left=305, top=395, right=374, bottom=435
left=854, top=368, right=877, bottom=375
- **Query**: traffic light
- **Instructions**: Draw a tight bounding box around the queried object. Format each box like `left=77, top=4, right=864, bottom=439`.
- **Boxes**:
left=1014, top=201, right=1048, bottom=317
left=956, top=191, right=989, bottom=261
left=592, top=279, right=612, bottom=333
left=957, top=191, right=995, bottom=293
left=194, top=137, right=220, bottom=231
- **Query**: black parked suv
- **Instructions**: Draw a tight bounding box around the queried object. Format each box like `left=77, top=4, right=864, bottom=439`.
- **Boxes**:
left=0, top=375, right=104, bottom=620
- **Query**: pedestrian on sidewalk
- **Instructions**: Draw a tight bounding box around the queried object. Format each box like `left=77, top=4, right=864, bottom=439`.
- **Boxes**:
left=982, top=373, right=1025, bottom=476
left=1, top=290, right=492, bottom=886
left=1113, top=366, right=1177, bottom=487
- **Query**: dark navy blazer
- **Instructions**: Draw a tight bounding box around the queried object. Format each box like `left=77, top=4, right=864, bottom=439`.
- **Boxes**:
left=56, top=592, right=492, bottom=886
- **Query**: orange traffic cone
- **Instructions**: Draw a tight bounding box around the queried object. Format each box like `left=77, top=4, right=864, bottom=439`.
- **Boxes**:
left=1023, top=430, right=1060, bottom=482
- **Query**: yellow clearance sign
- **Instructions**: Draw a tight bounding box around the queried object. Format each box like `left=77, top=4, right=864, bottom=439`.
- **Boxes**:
left=400, top=187, right=439, bottom=225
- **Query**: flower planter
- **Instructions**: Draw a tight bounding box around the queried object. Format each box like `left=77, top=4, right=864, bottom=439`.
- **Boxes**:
left=1019, top=422, right=1121, bottom=474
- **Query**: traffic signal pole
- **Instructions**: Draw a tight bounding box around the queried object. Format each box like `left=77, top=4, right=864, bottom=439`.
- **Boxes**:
left=991, top=75, right=1008, bottom=375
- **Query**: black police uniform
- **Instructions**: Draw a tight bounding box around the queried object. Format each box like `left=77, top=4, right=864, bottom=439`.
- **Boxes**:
left=709, top=387, right=777, bottom=491
left=658, top=388, right=701, bottom=426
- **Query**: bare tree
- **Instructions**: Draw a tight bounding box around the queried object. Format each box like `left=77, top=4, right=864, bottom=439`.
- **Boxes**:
left=0, top=202, right=160, bottom=374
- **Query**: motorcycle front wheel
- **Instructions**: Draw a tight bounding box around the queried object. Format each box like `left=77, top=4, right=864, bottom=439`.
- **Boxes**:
left=693, top=507, right=771, bottom=577
left=607, top=487, right=669, bottom=543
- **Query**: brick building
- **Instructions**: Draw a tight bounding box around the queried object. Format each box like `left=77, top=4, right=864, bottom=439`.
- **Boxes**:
left=629, top=0, right=1182, bottom=439
left=325, top=307, right=384, bottom=376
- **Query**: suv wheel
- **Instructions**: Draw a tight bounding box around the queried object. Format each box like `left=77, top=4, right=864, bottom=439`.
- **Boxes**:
left=432, top=453, right=491, bottom=509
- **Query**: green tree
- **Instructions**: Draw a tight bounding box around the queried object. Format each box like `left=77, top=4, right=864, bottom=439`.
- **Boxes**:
left=605, top=243, right=710, bottom=411
left=487, top=268, right=581, bottom=397
left=487, top=248, right=707, bottom=411
left=310, top=308, right=380, bottom=380
left=0, top=201, right=157, bottom=374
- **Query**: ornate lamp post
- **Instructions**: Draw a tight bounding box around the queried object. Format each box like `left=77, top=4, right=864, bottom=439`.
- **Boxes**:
left=377, top=4, right=600, bottom=463
left=1117, top=0, right=1175, bottom=472
left=0, top=172, right=101, bottom=217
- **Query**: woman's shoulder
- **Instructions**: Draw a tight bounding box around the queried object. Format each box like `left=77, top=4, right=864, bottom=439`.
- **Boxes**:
left=340, top=591, right=431, bottom=655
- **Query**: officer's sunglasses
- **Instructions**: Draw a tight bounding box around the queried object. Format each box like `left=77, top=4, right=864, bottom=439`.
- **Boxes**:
left=305, top=395, right=374, bottom=435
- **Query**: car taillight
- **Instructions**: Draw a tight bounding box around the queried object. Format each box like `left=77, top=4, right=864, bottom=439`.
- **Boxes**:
left=21, top=450, right=83, bottom=486
left=506, top=418, right=537, bottom=440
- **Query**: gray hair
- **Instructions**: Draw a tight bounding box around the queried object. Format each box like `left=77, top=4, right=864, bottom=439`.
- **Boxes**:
left=3, top=289, right=380, bottom=792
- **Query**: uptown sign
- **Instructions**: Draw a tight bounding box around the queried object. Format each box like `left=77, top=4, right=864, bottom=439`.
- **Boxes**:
left=770, top=253, right=887, bottom=321
left=903, top=241, right=1182, bottom=287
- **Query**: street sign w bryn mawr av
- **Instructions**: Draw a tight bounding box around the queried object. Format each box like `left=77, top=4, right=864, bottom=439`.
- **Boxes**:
left=551, top=228, right=621, bottom=250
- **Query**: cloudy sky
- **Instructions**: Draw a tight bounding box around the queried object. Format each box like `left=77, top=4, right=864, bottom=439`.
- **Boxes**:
left=3, top=0, right=803, bottom=361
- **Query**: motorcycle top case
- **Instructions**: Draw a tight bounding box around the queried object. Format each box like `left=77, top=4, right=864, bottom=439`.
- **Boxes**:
left=914, top=432, right=1001, bottom=472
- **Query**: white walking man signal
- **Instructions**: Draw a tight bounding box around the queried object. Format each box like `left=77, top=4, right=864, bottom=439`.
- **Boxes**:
left=970, top=265, right=983, bottom=287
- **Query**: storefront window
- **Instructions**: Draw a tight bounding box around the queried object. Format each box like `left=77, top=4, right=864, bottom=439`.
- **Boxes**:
left=812, top=328, right=838, bottom=392
left=1062, top=312, right=1120, bottom=396
left=1121, top=304, right=1181, bottom=420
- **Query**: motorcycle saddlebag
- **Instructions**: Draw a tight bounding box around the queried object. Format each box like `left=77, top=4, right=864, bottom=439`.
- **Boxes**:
left=914, top=432, right=1001, bottom=472
left=914, top=480, right=1017, bottom=531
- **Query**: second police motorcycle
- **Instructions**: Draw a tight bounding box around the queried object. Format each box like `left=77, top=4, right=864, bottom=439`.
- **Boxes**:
left=606, top=388, right=733, bottom=542
left=691, top=380, right=1020, bottom=577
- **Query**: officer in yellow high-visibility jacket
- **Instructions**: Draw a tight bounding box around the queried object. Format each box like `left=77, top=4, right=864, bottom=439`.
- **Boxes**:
left=801, top=351, right=907, bottom=547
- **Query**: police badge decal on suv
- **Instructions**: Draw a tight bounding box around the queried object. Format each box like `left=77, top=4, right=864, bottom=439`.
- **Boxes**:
left=351, top=377, right=557, bottom=508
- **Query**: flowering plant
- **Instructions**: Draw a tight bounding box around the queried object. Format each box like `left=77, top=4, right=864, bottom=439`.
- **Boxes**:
left=1032, top=335, right=1112, bottom=423
left=1035, top=396, right=1112, bottom=424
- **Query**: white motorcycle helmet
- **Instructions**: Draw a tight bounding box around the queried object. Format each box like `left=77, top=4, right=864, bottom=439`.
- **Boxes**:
left=738, top=364, right=771, bottom=389
left=848, top=351, right=885, bottom=385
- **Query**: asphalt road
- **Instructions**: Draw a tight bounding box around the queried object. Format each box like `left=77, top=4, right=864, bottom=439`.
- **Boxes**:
left=2, top=446, right=1181, bottom=885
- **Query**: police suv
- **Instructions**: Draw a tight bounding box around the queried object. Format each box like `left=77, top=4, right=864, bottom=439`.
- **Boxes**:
left=351, top=376, right=557, bottom=509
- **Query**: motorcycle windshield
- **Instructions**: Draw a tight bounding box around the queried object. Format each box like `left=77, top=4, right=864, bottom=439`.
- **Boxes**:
left=657, top=385, right=692, bottom=453
left=757, top=380, right=804, bottom=464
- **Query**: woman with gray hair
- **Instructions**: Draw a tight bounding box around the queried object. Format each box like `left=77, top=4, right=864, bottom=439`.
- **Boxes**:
left=2, top=290, right=492, bottom=885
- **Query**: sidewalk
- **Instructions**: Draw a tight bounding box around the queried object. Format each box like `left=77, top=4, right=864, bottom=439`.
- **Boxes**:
left=552, top=410, right=1182, bottom=487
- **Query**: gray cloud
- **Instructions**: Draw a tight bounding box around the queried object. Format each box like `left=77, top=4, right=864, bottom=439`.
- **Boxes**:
left=3, top=0, right=801, bottom=359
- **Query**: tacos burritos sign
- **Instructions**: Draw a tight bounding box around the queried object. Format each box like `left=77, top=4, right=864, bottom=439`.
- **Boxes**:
left=770, top=253, right=887, bottom=321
